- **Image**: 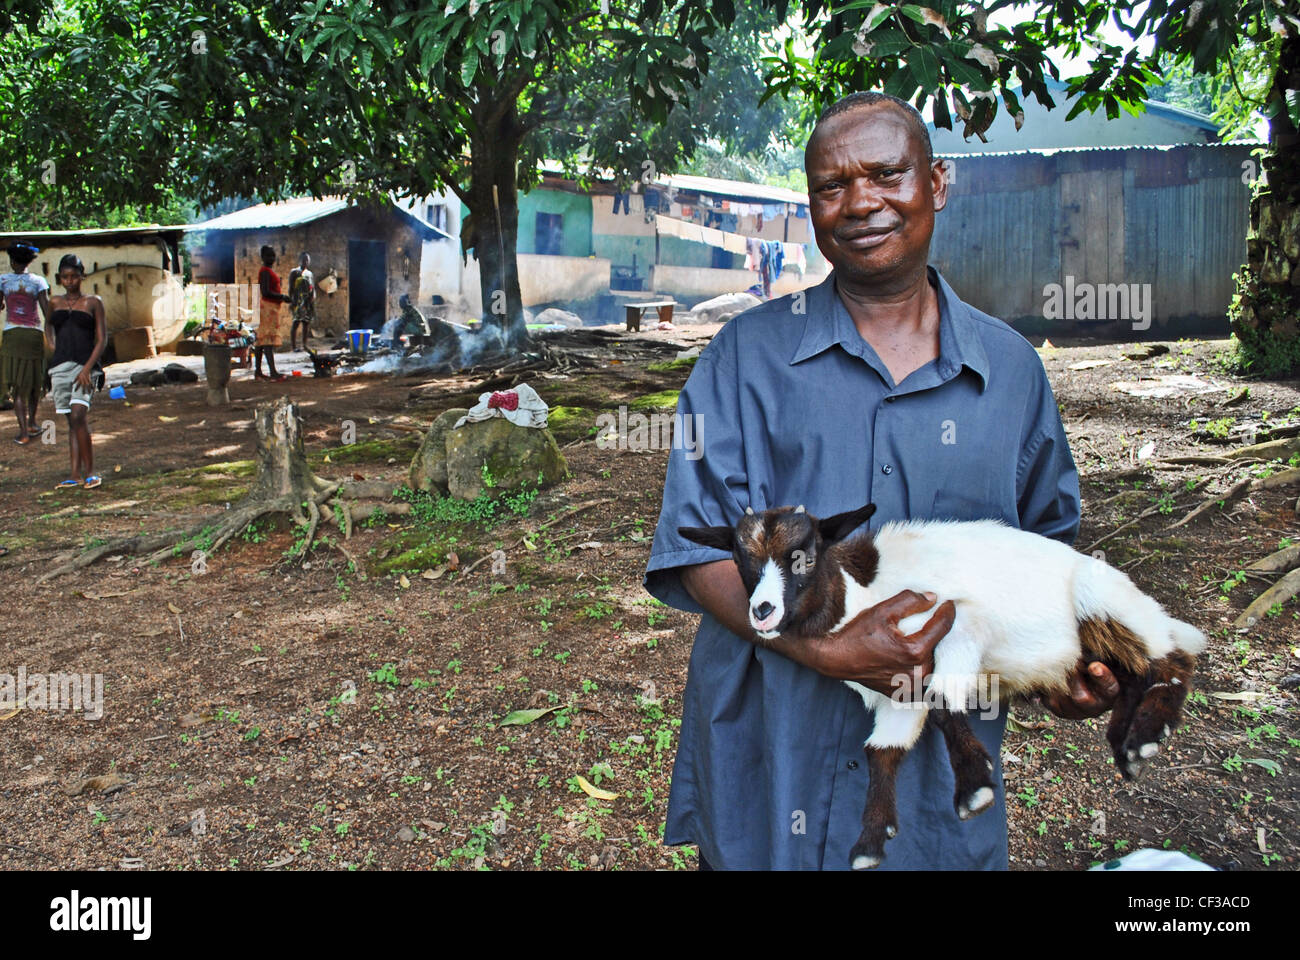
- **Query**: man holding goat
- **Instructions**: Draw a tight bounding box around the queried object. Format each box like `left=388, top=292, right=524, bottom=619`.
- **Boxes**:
left=645, top=92, right=1118, bottom=870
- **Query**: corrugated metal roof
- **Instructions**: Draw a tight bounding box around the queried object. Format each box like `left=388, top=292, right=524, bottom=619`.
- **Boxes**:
left=936, top=141, right=1265, bottom=159
left=0, top=225, right=187, bottom=244
left=188, top=196, right=353, bottom=231
left=186, top=194, right=454, bottom=240
left=536, top=160, right=808, bottom=205
left=656, top=174, right=808, bottom=205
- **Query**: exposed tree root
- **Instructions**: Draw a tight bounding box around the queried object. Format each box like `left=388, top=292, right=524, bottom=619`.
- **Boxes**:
left=1234, top=569, right=1300, bottom=629
left=1246, top=544, right=1300, bottom=574
left=38, top=399, right=343, bottom=583
left=1168, top=468, right=1300, bottom=531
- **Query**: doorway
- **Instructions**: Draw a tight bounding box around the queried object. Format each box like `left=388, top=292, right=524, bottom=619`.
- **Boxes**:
left=348, top=239, right=388, bottom=330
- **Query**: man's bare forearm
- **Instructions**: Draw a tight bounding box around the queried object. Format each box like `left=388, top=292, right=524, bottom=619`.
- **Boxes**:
left=679, top=559, right=822, bottom=671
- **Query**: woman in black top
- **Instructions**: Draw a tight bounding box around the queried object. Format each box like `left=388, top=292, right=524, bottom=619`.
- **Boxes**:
left=48, top=255, right=107, bottom=488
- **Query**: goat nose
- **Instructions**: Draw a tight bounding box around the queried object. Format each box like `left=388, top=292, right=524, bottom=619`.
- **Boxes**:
left=753, top=601, right=775, bottom=621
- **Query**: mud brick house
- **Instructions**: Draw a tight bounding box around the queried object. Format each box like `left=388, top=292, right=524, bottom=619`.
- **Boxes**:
left=0, top=225, right=188, bottom=359
left=187, top=196, right=454, bottom=335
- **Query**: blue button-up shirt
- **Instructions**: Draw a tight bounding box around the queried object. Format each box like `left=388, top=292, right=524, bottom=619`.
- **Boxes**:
left=644, top=266, right=1080, bottom=870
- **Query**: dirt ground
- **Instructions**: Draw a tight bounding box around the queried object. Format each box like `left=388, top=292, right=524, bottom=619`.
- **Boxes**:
left=0, top=329, right=1297, bottom=871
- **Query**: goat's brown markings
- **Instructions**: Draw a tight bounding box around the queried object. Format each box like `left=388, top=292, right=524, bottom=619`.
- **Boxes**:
left=1077, top=616, right=1152, bottom=678
left=854, top=746, right=906, bottom=865
left=930, top=706, right=997, bottom=817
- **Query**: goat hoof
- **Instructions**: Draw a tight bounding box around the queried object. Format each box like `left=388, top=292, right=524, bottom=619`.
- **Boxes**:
left=957, top=786, right=995, bottom=820
left=1138, top=742, right=1160, bottom=759
left=851, top=852, right=882, bottom=870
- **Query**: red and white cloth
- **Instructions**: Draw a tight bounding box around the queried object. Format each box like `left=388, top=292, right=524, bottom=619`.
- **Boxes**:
left=454, top=381, right=549, bottom=429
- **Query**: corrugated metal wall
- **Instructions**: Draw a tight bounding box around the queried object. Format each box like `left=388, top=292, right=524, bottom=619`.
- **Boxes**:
left=929, top=144, right=1256, bottom=338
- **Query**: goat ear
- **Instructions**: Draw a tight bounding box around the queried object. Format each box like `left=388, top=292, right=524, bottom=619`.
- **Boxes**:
left=677, top=525, right=736, bottom=552
left=817, top=503, right=877, bottom=543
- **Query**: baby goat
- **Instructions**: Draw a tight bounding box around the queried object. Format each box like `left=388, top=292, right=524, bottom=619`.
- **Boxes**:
left=679, top=503, right=1205, bottom=870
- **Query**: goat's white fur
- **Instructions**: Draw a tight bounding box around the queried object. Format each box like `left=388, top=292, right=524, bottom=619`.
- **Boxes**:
left=772, top=519, right=1206, bottom=751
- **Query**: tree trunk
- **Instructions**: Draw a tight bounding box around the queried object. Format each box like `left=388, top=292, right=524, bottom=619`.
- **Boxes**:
left=1229, top=31, right=1300, bottom=377
left=470, top=91, right=531, bottom=352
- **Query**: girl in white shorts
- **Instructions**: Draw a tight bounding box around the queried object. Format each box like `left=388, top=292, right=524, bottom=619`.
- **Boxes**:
left=48, top=255, right=107, bottom=489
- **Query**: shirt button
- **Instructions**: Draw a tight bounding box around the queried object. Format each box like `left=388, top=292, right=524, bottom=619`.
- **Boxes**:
left=847, top=760, right=859, bottom=770
left=881, top=464, right=893, bottom=475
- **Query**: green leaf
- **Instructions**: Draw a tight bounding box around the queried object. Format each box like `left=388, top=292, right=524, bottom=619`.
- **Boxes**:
left=1245, top=758, right=1280, bottom=776
left=911, top=46, right=940, bottom=92
left=460, top=50, right=478, bottom=86
left=882, top=63, right=916, bottom=101
left=500, top=706, right=560, bottom=726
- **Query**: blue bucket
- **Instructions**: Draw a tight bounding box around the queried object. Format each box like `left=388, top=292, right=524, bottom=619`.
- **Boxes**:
left=109, top=385, right=126, bottom=400
left=347, top=329, right=372, bottom=354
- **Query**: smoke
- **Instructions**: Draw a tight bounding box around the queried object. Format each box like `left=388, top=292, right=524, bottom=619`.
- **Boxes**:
left=353, top=323, right=508, bottom=376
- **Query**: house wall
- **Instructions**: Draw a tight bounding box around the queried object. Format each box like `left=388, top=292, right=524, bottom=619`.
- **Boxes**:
left=190, top=206, right=430, bottom=336
left=23, top=241, right=187, bottom=346
left=651, top=264, right=826, bottom=303
left=516, top=188, right=593, bottom=257
left=461, top=253, right=612, bottom=315
left=928, top=144, right=1253, bottom=337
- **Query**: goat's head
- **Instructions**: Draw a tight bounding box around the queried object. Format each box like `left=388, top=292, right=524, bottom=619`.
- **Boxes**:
left=678, top=502, right=877, bottom=639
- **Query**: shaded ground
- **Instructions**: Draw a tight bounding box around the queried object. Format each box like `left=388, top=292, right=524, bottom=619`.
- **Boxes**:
left=0, top=330, right=1296, bottom=871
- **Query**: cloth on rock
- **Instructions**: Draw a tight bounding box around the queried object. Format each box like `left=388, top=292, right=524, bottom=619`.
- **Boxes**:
left=453, top=382, right=549, bottom=430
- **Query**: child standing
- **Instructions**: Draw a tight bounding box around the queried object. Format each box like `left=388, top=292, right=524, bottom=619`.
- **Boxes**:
left=48, top=254, right=107, bottom=488
left=0, top=242, right=53, bottom=444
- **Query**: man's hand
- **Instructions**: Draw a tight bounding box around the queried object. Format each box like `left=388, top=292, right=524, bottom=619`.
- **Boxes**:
left=810, top=590, right=956, bottom=699
left=75, top=365, right=93, bottom=390
left=1039, top=660, right=1120, bottom=720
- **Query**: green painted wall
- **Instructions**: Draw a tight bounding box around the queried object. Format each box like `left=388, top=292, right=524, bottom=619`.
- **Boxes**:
left=592, top=234, right=654, bottom=280
left=516, top=188, right=592, bottom=257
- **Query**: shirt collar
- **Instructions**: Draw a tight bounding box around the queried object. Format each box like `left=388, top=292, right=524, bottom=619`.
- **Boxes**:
left=790, top=266, right=990, bottom=393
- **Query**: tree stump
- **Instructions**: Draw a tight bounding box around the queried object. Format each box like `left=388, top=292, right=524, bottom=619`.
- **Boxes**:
left=39, top=397, right=340, bottom=581
left=202, top=343, right=232, bottom=406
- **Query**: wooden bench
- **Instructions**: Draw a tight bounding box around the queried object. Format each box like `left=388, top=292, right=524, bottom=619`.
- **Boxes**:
left=624, top=299, right=678, bottom=332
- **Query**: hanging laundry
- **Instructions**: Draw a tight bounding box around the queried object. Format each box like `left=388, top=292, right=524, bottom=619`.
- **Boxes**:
left=612, top=192, right=631, bottom=215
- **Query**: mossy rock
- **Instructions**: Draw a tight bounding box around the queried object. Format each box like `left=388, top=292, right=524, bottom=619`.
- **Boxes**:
left=444, top=418, right=568, bottom=501
left=410, top=411, right=568, bottom=502
left=409, top=408, right=469, bottom=495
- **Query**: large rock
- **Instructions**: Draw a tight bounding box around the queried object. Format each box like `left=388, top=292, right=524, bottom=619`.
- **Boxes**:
left=409, top=408, right=468, bottom=495
left=534, top=308, right=583, bottom=328
left=687, top=292, right=762, bottom=324
left=410, top=410, right=568, bottom=500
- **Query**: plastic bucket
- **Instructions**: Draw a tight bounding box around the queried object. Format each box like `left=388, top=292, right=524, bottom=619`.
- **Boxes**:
left=347, top=329, right=372, bottom=354
left=109, top=385, right=126, bottom=400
